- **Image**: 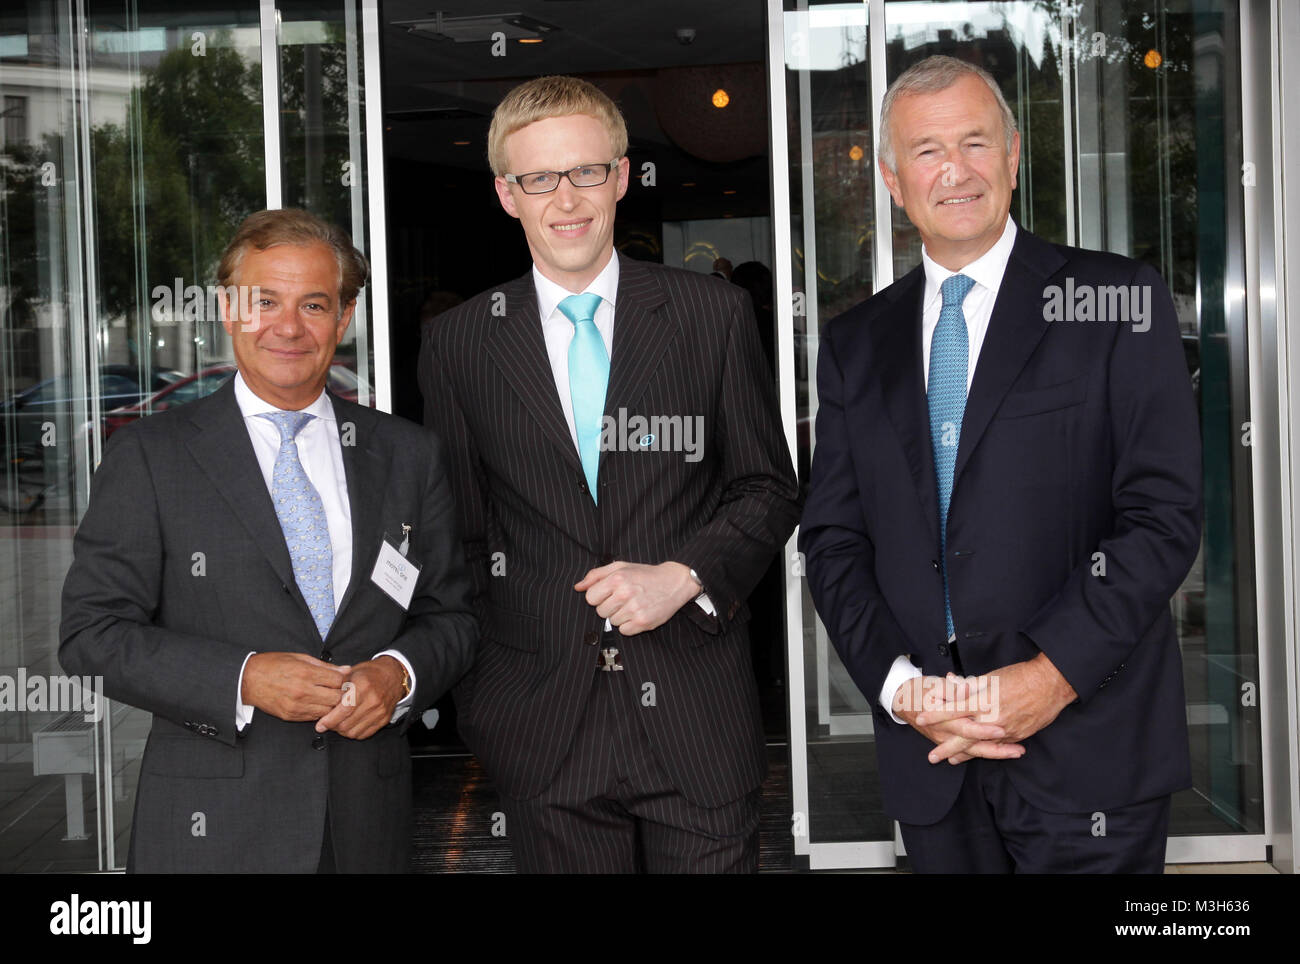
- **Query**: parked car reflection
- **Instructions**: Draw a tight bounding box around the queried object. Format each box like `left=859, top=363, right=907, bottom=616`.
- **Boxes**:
left=100, top=362, right=367, bottom=438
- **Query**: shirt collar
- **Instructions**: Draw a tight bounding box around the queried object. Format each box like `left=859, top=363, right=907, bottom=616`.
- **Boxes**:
left=233, top=370, right=335, bottom=422
left=921, top=216, right=1018, bottom=307
left=533, top=249, right=620, bottom=322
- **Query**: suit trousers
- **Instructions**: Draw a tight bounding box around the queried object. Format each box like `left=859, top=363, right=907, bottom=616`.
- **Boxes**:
left=317, top=812, right=335, bottom=874
left=499, top=650, right=761, bottom=873
left=898, top=758, right=1171, bottom=873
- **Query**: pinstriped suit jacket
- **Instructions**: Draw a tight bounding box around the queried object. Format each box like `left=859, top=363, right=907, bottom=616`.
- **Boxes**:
left=420, top=253, right=801, bottom=807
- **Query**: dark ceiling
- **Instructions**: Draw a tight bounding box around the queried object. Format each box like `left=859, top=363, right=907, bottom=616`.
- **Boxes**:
left=380, top=0, right=768, bottom=168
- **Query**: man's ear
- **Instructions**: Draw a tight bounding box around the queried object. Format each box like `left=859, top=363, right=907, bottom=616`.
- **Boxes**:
left=494, top=176, right=520, bottom=219
left=336, top=299, right=356, bottom=345
left=1008, top=129, right=1022, bottom=190
left=217, top=286, right=234, bottom=337
left=614, top=156, right=631, bottom=202
left=878, top=157, right=904, bottom=207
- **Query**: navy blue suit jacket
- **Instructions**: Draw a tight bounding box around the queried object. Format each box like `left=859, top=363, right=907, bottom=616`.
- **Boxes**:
left=800, top=224, right=1202, bottom=824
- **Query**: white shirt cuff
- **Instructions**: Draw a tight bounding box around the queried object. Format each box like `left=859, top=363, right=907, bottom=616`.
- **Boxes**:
left=235, top=651, right=256, bottom=731
left=694, top=592, right=717, bottom=617
left=375, top=649, right=415, bottom=723
left=881, top=655, right=923, bottom=724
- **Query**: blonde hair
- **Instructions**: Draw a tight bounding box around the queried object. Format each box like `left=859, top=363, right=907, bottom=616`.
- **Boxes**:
left=217, top=208, right=369, bottom=312
left=487, top=75, right=628, bottom=176
left=878, top=55, right=1017, bottom=173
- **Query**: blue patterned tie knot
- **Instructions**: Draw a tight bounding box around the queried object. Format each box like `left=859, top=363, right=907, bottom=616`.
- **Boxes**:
left=558, top=293, right=609, bottom=503
left=259, top=411, right=335, bottom=639
left=929, top=272, right=975, bottom=640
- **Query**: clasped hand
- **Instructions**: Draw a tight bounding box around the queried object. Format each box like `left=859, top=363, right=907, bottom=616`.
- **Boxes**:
left=575, top=561, right=699, bottom=635
left=241, top=652, right=406, bottom=740
left=894, top=653, right=1078, bottom=765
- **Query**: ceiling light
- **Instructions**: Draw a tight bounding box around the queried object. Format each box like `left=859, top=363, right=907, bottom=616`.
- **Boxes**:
left=395, top=12, right=559, bottom=44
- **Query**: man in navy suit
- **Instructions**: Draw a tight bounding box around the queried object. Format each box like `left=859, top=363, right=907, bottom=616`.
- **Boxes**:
left=800, top=55, right=1201, bottom=872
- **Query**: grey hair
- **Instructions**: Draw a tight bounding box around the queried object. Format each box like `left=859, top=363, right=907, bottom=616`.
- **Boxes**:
left=878, top=55, right=1018, bottom=172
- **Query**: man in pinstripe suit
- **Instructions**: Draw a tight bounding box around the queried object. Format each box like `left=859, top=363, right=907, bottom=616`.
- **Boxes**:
left=420, top=76, right=800, bottom=872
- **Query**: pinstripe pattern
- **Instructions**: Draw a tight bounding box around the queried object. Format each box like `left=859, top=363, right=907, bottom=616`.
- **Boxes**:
left=502, top=663, right=760, bottom=873
left=419, top=253, right=801, bottom=828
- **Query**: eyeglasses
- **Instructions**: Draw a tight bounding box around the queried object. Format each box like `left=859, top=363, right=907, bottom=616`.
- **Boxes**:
left=503, top=160, right=620, bottom=195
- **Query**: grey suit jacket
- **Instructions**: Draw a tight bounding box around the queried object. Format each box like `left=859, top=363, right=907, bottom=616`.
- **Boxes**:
left=420, top=254, right=801, bottom=807
left=59, top=380, right=477, bottom=872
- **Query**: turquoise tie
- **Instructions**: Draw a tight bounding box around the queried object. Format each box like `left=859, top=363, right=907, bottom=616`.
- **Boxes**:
left=558, top=292, right=609, bottom=503
left=259, top=411, right=335, bottom=639
left=929, top=273, right=975, bottom=641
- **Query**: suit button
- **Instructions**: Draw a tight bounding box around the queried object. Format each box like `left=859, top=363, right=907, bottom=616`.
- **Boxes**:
left=312, top=734, right=326, bottom=750
left=937, top=643, right=949, bottom=657
left=282, top=584, right=291, bottom=594
left=931, top=560, right=940, bottom=572
left=583, top=630, right=600, bottom=646
left=321, top=649, right=333, bottom=663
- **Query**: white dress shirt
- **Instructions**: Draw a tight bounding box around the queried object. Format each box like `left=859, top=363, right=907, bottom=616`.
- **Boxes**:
left=231, top=372, right=414, bottom=729
left=532, top=252, right=716, bottom=620
left=881, top=217, right=1018, bottom=722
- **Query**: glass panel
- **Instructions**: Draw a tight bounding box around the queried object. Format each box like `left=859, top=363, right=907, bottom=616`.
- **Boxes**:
left=1, top=0, right=266, bottom=872
left=278, top=0, right=376, bottom=407
left=783, top=0, right=889, bottom=845
left=1072, top=0, right=1261, bottom=837
left=1, top=0, right=90, bottom=873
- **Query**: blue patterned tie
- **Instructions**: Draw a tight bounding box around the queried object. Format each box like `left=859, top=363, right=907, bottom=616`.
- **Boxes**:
left=929, top=273, right=975, bottom=640
left=558, top=292, right=609, bottom=503
left=259, top=411, right=335, bottom=639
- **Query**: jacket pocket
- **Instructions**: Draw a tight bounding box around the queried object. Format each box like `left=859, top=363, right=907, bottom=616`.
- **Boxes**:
left=997, top=375, right=1088, bottom=419
left=142, top=735, right=244, bottom=779
left=482, top=606, right=541, bottom=653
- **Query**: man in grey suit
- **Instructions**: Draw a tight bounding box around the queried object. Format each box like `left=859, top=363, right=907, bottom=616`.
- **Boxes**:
left=60, top=208, right=476, bottom=873
left=421, top=76, right=800, bottom=872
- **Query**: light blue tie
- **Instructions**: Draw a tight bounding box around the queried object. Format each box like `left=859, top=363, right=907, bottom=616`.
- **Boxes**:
left=259, top=411, right=335, bottom=639
left=929, top=273, right=975, bottom=641
left=558, top=292, right=609, bottom=503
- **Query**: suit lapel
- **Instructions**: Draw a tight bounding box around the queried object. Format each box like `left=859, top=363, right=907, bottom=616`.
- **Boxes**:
left=184, top=381, right=307, bottom=612
left=331, top=396, right=389, bottom=625
left=951, top=228, right=1066, bottom=490
left=873, top=266, right=940, bottom=547
left=606, top=254, right=674, bottom=415
left=485, top=271, right=585, bottom=477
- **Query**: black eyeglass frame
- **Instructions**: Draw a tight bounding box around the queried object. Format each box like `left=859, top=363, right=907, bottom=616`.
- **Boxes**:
left=502, top=159, right=622, bottom=195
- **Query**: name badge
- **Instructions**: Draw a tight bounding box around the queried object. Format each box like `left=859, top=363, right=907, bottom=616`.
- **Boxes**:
left=370, top=530, right=421, bottom=610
